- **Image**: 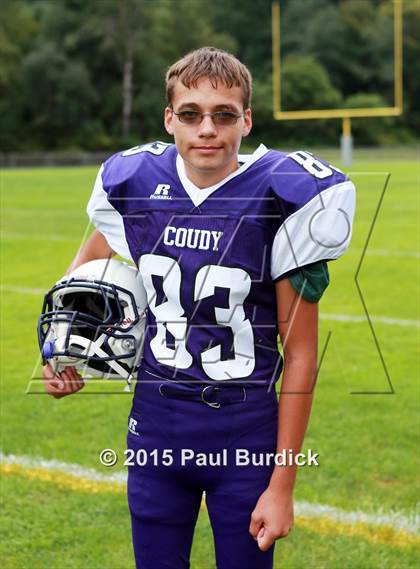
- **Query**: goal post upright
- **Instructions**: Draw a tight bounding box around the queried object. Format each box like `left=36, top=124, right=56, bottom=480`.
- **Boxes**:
left=271, top=0, right=403, bottom=166
left=341, top=117, right=352, bottom=168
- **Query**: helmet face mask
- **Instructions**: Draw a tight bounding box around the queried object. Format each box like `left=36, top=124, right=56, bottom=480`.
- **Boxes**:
left=38, top=259, right=147, bottom=380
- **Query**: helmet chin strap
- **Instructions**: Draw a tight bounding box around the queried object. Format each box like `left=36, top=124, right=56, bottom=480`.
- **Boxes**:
left=84, top=334, right=135, bottom=386
left=47, top=330, right=135, bottom=389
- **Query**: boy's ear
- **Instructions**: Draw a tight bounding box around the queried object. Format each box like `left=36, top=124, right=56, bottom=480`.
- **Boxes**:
left=164, top=107, right=174, bottom=135
left=242, top=108, right=252, bottom=137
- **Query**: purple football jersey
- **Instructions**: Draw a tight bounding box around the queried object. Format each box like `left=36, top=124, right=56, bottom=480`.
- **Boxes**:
left=87, top=142, right=355, bottom=386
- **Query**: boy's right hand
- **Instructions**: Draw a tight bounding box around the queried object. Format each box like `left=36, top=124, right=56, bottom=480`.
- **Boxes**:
left=43, top=363, right=85, bottom=399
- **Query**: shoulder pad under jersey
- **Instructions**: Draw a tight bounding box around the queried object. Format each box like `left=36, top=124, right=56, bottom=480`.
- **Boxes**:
left=269, top=149, right=356, bottom=279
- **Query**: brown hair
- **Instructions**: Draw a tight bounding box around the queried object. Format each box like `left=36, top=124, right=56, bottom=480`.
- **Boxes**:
left=165, top=47, right=253, bottom=109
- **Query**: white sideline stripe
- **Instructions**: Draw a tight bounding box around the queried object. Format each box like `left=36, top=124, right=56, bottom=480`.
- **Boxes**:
left=1, top=451, right=126, bottom=484
left=1, top=451, right=418, bottom=535
left=294, top=501, right=419, bottom=535
left=320, top=313, right=420, bottom=328
left=1, top=285, right=418, bottom=328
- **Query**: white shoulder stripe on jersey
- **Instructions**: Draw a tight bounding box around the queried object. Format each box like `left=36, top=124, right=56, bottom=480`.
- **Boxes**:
left=271, top=180, right=356, bottom=280
left=86, top=165, right=133, bottom=262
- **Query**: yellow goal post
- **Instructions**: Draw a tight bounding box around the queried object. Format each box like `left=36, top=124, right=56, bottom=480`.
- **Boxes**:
left=271, top=0, right=403, bottom=164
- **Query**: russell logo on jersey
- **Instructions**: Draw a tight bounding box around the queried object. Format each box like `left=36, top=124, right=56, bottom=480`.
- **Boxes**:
left=150, top=184, right=172, bottom=200
left=128, top=417, right=139, bottom=436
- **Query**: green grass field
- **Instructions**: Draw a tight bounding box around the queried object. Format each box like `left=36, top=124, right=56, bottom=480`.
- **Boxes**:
left=1, top=150, right=419, bottom=568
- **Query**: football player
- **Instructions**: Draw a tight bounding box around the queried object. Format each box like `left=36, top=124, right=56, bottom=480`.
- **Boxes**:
left=43, top=47, right=355, bottom=569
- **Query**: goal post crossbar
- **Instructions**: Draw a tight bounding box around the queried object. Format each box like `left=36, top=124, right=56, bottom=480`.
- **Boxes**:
left=271, top=0, right=403, bottom=122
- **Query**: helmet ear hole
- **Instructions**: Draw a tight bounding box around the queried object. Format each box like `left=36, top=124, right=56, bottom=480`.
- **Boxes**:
left=61, top=291, right=121, bottom=323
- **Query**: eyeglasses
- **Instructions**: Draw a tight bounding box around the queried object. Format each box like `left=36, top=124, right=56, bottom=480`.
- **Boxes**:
left=172, top=109, right=244, bottom=126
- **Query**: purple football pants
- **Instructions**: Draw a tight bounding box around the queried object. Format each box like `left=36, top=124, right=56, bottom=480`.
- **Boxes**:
left=127, top=378, right=278, bottom=569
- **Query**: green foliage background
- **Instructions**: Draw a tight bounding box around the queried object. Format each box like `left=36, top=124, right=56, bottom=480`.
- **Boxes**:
left=0, top=0, right=419, bottom=151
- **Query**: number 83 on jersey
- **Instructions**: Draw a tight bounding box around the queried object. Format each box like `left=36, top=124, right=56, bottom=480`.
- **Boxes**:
left=139, top=254, right=255, bottom=381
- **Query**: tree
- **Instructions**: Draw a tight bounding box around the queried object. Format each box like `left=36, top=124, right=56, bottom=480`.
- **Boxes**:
left=19, top=42, right=97, bottom=148
left=1, top=0, right=418, bottom=150
left=0, top=0, right=38, bottom=149
left=402, top=0, right=420, bottom=133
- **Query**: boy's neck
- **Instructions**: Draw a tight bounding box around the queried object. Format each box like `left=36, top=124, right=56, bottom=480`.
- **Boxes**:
left=183, top=161, right=240, bottom=189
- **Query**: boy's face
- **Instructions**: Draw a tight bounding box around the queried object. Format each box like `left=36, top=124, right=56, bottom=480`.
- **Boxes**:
left=164, top=77, right=252, bottom=187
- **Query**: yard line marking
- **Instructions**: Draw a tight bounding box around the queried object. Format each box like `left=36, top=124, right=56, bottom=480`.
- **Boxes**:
left=0, top=285, right=45, bottom=295
left=2, top=284, right=419, bottom=328
left=1, top=451, right=419, bottom=548
left=2, top=209, right=83, bottom=217
left=3, top=233, right=420, bottom=259
left=320, top=313, right=420, bottom=328
left=1, top=232, right=78, bottom=242
left=349, top=248, right=420, bottom=259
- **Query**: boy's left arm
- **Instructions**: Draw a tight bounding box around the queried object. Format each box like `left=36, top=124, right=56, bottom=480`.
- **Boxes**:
left=249, top=277, right=319, bottom=551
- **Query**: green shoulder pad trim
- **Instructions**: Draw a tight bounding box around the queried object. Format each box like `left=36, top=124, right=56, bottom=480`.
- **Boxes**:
left=288, top=261, right=330, bottom=303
